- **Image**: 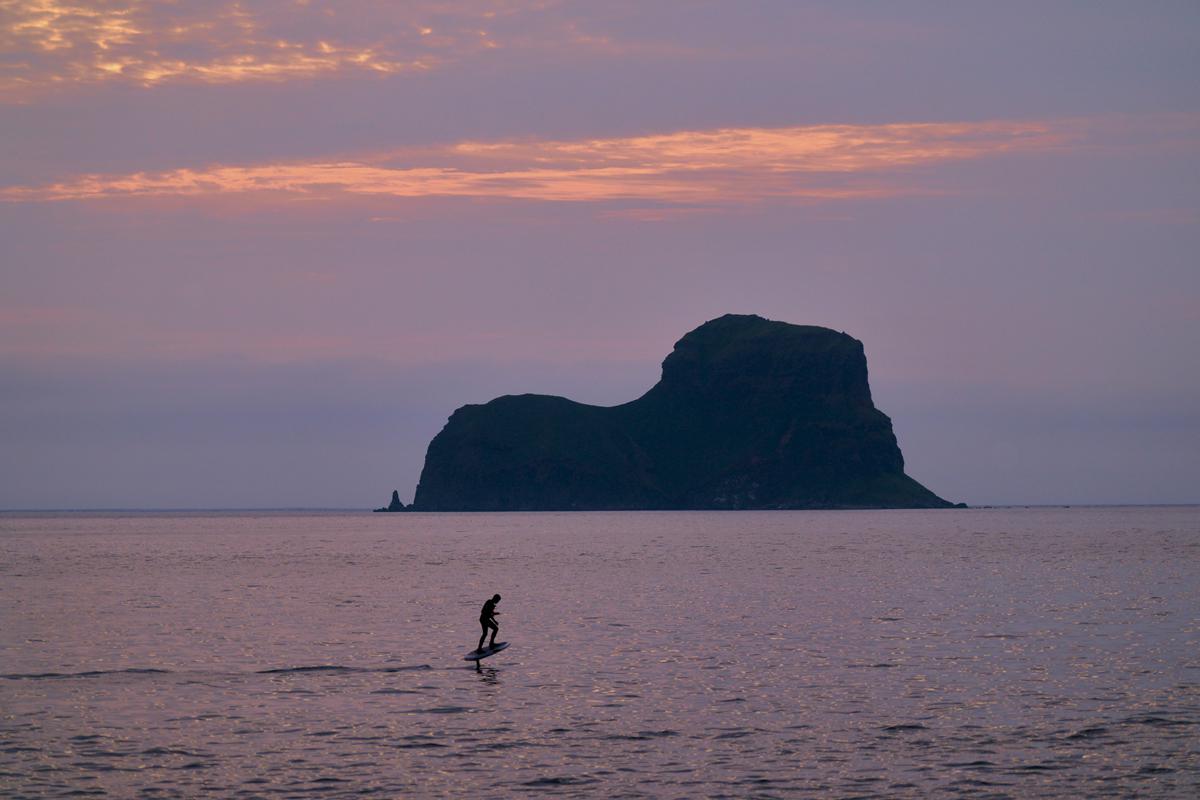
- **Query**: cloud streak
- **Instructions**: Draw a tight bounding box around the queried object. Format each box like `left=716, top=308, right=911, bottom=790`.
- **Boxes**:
left=0, top=0, right=553, bottom=100
left=0, top=119, right=1077, bottom=205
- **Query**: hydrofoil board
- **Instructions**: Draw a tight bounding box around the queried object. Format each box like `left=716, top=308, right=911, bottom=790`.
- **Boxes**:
left=463, top=641, right=510, bottom=661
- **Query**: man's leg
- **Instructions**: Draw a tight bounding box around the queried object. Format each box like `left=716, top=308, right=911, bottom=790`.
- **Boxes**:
left=488, top=621, right=498, bottom=648
left=478, top=622, right=488, bottom=652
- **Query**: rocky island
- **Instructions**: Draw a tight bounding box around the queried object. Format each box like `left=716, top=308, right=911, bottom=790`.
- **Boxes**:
left=373, top=490, right=407, bottom=512
left=408, top=314, right=955, bottom=510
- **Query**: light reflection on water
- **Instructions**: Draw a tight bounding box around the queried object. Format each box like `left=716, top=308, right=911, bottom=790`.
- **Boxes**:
left=1, top=507, right=1198, bottom=798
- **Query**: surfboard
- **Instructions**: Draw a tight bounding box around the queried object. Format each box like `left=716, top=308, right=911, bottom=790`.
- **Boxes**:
left=463, top=641, right=510, bottom=661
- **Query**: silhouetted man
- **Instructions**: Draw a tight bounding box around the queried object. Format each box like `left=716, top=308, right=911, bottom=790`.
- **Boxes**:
left=477, top=593, right=501, bottom=652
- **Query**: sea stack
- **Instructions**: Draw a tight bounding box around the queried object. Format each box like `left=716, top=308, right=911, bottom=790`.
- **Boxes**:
left=411, top=314, right=954, bottom=510
left=373, top=490, right=407, bottom=512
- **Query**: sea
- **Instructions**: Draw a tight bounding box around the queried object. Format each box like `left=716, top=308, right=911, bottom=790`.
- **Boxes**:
left=2, top=507, right=1197, bottom=799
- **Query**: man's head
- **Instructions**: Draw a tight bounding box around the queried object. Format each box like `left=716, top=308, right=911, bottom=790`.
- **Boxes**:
left=493, top=594, right=501, bottom=602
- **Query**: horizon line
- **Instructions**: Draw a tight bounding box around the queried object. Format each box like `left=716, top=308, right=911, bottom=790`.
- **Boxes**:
left=3, top=503, right=1198, bottom=514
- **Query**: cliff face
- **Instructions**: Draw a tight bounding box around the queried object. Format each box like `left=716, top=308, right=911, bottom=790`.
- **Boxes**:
left=412, top=314, right=952, bottom=510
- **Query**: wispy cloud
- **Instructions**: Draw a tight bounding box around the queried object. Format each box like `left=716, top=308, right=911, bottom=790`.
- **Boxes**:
left=0, top=119, right=1077, bottom=205
left=0, top=0, right=557, bottom=100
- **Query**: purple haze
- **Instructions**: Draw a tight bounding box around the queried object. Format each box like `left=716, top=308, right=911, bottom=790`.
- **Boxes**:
left=2, top=1, right=1197, bottom=508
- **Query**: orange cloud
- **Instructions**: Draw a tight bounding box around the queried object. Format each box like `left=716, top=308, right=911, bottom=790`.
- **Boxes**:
left=0, top=119, right=1076, bottom=205
left=450, top=121, right=1070, bottom=171
left=0, top=119, right=1070, bottom=208
left=0, top=0, right=549, bottom=100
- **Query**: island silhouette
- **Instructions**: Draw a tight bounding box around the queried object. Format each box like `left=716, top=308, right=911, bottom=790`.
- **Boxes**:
left=382, top=314, right=956, bottom=511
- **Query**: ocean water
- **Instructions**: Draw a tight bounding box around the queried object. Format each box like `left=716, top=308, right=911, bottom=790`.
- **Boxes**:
left=2, top=507, right=1198, bottom=799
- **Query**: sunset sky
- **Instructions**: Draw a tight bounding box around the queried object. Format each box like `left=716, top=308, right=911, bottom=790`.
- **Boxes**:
left=3, top=1, right=1197, bottom=508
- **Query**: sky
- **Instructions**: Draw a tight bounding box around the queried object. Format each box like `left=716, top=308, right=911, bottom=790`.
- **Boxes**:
left=2, top=0, right=1198, bottom=509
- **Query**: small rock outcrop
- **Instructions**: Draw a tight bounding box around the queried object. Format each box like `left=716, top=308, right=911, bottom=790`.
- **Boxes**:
left=373, top=490, right=407, bottom=512
left=410, top=314, right=955, bottom=510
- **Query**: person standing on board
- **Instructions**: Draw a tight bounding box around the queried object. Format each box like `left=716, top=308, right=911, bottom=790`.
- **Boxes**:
left=477, top=594, right=501, bottom=652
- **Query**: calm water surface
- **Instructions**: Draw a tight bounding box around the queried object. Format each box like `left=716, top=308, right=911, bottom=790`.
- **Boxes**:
left=2, top=508, right=1198, bottom=798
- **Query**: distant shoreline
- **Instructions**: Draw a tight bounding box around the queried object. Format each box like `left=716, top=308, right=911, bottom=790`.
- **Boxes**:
left=2, top=504, right=1197, bottom=514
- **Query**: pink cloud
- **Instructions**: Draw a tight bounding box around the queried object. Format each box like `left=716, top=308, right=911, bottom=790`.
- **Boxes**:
left=0, top=118, right=1078, bottom=206
left=0, top=0, right=560, bottom=100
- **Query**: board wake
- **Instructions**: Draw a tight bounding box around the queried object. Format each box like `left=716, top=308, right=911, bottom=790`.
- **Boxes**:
left=463, top=641, right=510, bottom=661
